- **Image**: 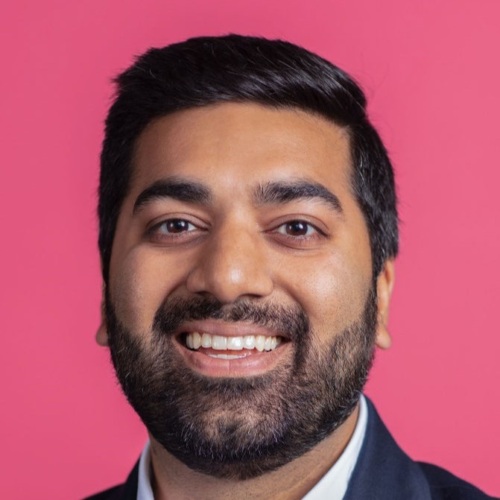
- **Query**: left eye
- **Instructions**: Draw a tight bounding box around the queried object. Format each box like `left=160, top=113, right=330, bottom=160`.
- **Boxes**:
left=275, top=220, right=318, bottom=237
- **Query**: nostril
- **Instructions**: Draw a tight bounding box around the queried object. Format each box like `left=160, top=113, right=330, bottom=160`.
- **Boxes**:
left=184, top=238, right=274, bottom=303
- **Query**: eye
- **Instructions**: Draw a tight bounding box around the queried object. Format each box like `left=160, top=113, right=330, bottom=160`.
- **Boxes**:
left=146, top=218, right=202, bottom=244
left=275, top=220, right=320, bottom=237
left=269, top=219, right=328, bottom=249
left=156, top=219, right=197, bottom=234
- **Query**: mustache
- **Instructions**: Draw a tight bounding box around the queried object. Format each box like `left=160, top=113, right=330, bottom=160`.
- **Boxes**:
left=153, top=295, right=310, bottom=342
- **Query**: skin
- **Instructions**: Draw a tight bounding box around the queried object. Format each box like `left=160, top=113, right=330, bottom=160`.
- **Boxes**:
left=97, top=102, right=395, bottom=499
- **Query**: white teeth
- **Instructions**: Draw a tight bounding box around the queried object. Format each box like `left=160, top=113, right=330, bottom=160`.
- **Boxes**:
left=212, top=335, right=227, bottom=350
left=201, top=333, right=211, bottom=348
left=192, top=332, right=201, bottom=349
left=207, top=353, right=247, bottom=360
left=184, top=332, right=282, bottom=352
left=255, top=335, right=266, bottom=352
left=227, top=336, right=243, bottom=350
left=243, top=335, right=255, bottom=349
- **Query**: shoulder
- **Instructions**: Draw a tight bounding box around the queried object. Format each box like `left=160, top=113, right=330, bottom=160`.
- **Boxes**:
left=83, top=484, right=122, bottom=500
left=82, top=484, right=126, bottom=500
left=82, top=461, right=139, bottom=500
left=417, top=462, right=497, bottom=500
left=347, top=397, right=495, bottom=500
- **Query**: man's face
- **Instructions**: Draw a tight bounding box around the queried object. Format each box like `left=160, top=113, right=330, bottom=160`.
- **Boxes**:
left=102, top=103, right=390, bottom=478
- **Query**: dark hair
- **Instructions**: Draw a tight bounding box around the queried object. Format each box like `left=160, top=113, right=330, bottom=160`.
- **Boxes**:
left=99, top=34, right=398, bottom=282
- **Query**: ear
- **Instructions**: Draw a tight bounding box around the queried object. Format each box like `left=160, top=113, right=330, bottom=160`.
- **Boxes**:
left=96, top=287, right=109, bottom=346
left=375, top=260, right=395, bottom=350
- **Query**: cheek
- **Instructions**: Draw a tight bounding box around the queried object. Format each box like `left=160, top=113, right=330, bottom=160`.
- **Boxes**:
left=284, top=252, right=371, bottom=340
left=110, top=247, right=188, bottom=333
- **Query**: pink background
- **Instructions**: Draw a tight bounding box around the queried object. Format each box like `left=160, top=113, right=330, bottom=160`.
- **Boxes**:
left=1, top=1, right=499, bottom=498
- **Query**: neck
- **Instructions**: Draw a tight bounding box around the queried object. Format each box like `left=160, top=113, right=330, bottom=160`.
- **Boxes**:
left=149, top=403, right=360, bottom=500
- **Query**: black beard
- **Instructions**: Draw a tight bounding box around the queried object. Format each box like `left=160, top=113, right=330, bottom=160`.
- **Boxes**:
left=105, top=290, right=378, bottom=480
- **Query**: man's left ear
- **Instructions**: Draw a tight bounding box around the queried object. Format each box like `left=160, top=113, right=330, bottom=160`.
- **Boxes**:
left=96, top=288, right=109, bottom=347
left=375, top=260, right=395, bottom=350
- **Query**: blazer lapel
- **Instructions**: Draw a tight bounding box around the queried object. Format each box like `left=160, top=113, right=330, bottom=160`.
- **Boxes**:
left=114, top=461, right=140, bottom=500
left=344, top=398, right=432, bottom=500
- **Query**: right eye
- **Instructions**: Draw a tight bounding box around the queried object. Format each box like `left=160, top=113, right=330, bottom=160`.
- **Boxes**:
left=155, top=219, right=197, bottom=234
left=147, top=218, right=202, bottom=244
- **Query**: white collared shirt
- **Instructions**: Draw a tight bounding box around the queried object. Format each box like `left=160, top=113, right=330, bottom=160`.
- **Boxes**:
left=137, top=395, right=368, bottom=500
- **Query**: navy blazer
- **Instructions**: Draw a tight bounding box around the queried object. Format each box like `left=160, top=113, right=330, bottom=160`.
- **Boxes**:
left=84, top=399, right=496, bottom=499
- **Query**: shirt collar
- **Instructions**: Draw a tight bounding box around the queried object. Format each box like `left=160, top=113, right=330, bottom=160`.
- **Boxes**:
left=137, top=440, right=154, bottom=500
left=303, top=394, right=368, bottom=500
left=137, top=395, right=368, bottom=500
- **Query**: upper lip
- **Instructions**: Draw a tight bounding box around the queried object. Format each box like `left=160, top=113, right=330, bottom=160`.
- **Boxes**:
left=175, top=319, right=287, bottom=339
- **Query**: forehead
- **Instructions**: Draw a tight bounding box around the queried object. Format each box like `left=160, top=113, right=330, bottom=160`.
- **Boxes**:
left=130, top=103, right=353, bottom=199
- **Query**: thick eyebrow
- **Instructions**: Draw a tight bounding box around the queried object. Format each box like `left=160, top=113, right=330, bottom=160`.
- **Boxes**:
left=133, top=178, right=212, bottom=213
left=254, top=180, right=343, bottom=214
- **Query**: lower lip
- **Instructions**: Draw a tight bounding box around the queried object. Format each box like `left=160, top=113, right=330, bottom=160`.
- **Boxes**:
left=174, top=340, right=291, bottom=377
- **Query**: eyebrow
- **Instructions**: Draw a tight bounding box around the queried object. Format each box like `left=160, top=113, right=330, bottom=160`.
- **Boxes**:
left=133, top=178, right=212, bottom=213
left=133, top=177, right=343, bottom=215
left=254, top=180, right=343, bottom=214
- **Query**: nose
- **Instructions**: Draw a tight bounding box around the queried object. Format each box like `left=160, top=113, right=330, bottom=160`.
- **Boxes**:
left=185, top=224, right=274, bottom=303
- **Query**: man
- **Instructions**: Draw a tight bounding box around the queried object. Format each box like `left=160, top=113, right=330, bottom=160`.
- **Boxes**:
left=86, top=35, right=493, bottom=499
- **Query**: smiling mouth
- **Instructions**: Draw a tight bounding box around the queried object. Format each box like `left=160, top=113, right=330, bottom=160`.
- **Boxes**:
left=182, top=332, right=283, bottom=358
